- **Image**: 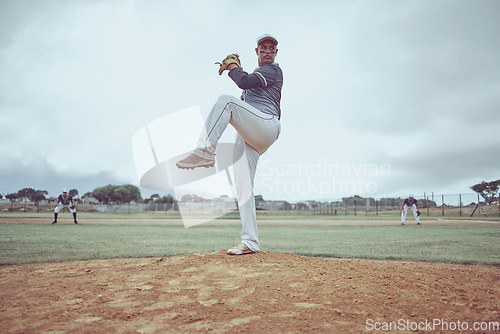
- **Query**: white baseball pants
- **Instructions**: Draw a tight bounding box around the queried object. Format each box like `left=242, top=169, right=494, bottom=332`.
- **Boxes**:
left=197, top=95, right=281, bottom=251
left=401, top=204, right=419, bottom=224
left=54, top=204, right=76, bottom=214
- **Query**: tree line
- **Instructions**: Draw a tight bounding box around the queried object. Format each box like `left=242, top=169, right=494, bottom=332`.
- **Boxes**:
left=2, top=179, right=498, bottom=205
left=0, top=184, right=176, bottom=205
left=471, top=179, right=500, bottom=204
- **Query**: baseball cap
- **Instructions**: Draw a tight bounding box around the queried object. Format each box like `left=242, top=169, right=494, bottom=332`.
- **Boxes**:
left=63, top=188, right=68, bottom=193
left=257, top=34, right=278, bottom=46
left=409, top=194, right=414, bottom=198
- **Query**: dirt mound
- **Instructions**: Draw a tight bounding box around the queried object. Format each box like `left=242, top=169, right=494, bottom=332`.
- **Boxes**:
left=1, top=251, right=498, bottom=333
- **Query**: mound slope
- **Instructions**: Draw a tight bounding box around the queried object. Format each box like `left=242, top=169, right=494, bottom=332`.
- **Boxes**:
left=1, top=251, right=498, bottom=333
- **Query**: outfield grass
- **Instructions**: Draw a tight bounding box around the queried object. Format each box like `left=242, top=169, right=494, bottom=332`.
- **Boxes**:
left=0, top=223, right=498, bottom=266
left=3, top=210, right=499, bottom=221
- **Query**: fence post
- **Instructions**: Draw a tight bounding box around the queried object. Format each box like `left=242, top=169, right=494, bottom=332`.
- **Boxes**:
left=376, top=200, right=378, bottom=215
left=442, top=195, right=445, bottom=216
left=426, top=195, right=429, bottom=216
left=354, top=199, right=357, bottom=216
left=423, top=192, right=426, bottom=216
left=459, top=194, right=462, bottom=217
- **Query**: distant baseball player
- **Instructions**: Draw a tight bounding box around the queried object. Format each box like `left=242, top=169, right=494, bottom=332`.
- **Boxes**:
left=176, top=34, right=283, bottom=255
left=401, top=194, right=420, bottom=225
left=52, top=188, right=78, bottom=224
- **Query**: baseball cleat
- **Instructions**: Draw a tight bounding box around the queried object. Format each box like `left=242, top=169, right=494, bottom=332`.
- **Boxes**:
left=74, top=220, right=78, bottom=224
left=227, top=243, right=256, bottom=255
left=176, top=153, right=215, bottom=169
left=52, top=221, right=57, bottom=224
left=401, top=223, right=405, bottom=225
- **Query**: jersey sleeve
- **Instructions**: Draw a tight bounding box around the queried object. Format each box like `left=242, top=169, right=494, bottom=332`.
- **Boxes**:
left=228, top=64, right=281, bottom=90
left=228, top=68, right=262, bottom=89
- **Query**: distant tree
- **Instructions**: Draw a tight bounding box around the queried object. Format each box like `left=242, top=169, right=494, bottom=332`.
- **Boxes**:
left=117, top=184, right=141, bottom=203
left=32, top=190, right=47, bottom=203
left=0, top=194, right=3, bottom=200
left=471, top=179, right=500, bottom=204
left=92, top=185, right=115, bottom=204
left=144, top=193, right=177, bottom=204
left=6, top=193, right=17, bottom=202
left=32, top=190, right=47, bottom=213
left=92, top=184, right=142, bottom=204
left=69, top=189, right=79, bottom=198
left=144, top=194, right=159, bottom=204
left=158, top=194, right=176, bottom=204
left=17, top=188, right=36, bottom=201
left=418, top=198, right=437, bottom=208
left=5, top=193, right=17, bottom=212
left=16, top=188, right=48, bottom=203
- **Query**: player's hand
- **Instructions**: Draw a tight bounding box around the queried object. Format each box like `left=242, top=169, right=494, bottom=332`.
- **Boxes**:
left=216, top=54, right=242, bottom=75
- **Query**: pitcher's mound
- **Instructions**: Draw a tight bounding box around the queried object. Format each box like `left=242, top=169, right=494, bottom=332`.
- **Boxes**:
left=1, top=251, right=498, bottom=333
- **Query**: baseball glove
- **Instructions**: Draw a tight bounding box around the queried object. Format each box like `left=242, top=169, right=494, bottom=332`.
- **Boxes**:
left=416, top=210, right=421, bottom=216
left=216, top=53, right=242, bottom=75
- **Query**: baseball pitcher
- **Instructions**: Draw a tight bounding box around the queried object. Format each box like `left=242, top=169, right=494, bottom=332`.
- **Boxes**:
left=176, top=34, right=283, bottom=255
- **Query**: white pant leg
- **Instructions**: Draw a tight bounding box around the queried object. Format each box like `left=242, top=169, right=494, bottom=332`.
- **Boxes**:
left=233, top=135, right=260, bottom=251
left=196, top=95, right=280, bottom=252
left=54, top=204, right=76, bottom=214
left=401, top=205, right=408, bottom=223
left=197, top=95, right=280, bottom=155
left=410, top=204, right=420, bottom=223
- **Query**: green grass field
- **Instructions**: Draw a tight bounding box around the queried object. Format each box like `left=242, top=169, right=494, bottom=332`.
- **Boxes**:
left=1, top=222, right=498, bottom=266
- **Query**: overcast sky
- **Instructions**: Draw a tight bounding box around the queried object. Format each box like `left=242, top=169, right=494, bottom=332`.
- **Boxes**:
left=1, top=0, right=499, bottom=202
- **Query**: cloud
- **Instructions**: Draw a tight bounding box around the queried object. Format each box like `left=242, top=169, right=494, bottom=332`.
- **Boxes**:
left=1, top=0, right=499, bottom=200
left=0, top=156, right=125, bottom=196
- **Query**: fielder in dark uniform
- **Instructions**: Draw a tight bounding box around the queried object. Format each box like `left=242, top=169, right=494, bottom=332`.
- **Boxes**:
left=52, top=188, right=78, bottom=224
left=401, top=194, right=420, bottom=225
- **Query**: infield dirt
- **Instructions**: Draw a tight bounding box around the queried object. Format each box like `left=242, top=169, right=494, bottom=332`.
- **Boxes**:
left=1, top=251, right=499, bottom=333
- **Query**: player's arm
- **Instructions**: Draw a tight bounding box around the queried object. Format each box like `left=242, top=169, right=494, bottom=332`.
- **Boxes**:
left=228, top=67, right=263, bottom=89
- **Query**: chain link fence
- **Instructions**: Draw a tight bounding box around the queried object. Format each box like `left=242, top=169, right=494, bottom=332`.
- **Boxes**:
left=1, top=193, right=499, bottom=217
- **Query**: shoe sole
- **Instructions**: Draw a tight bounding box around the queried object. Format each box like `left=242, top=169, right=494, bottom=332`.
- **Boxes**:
left=227, top=251, right=257, bottom=255
left=176, top=162, right=215, bottom=169
left=227, top=249, right=258, bottom=255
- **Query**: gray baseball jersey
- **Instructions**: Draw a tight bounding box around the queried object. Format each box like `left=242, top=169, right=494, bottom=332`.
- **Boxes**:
left=229, top=63, right=283, bottom=119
